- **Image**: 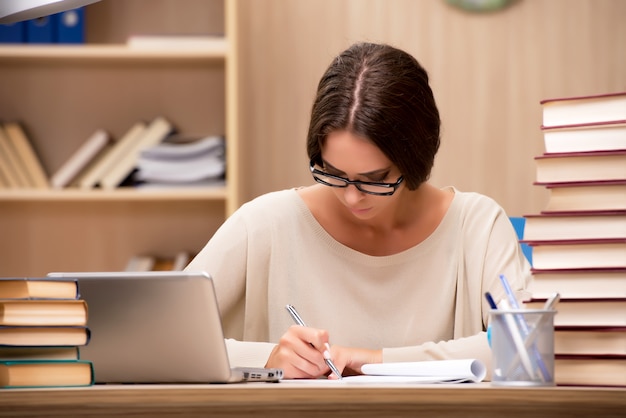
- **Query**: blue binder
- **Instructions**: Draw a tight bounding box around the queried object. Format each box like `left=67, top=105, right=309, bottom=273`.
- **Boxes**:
left=56, top=8, right=85, bottom=44
left=26, top=15, right=57, bottom=43
left=0, top=22, right=25, bottom=43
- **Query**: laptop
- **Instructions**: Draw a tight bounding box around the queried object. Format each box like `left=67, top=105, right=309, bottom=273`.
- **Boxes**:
left=46, top=271, right=283, bottom=384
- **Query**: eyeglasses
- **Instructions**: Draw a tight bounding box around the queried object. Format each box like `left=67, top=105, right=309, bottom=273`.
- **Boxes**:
left=309, top=160, right=404, bottom=196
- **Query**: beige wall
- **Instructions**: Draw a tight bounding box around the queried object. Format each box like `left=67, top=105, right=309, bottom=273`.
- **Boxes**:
left=233, top=0, right=625, bottom=216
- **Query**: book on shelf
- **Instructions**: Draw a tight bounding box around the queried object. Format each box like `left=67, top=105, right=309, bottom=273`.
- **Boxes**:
left=523, top=238, right=626, bottom=270
left=126, top=34, right=225, bottom=49
left=523, top=212, right=626, bottom=241
left=0, top=278, right=79, bottom=299
left=534, top=150, right=626, bottom=184
left=99, top=116, right=174, bottom=190
left=0, top=123, right=28, bottom=188
left=135, top=155, right=225, bottom=184
left=0, top=359, right=94, bottom=388
left=540, top=91, right=626, bottom=128
left=134, top=178, right=226, bottom=190
left=50, top=129, right=110, bottom=189
left=152, top=251, right=192, bottom=271
left=0, top=326, right=90, bottom=346
left=523, top=298, right=626, bottom=327
left=0, top=300, right=87, bottom=326
left=3, top=121, right=49, bottom=189
left=172, top=251, right=191, bottom=271
left=554, top=355, right=626, bottom=387
left=69, top=141, right=114, bottom=188
left=541, top=120, right=626, bottom=154
left=124, top=255, right=156, bottom=272
left=0, top=346, right=80, bottom=361
left=554, top=326, right=626, bottom=356
left=540, top=180, right=626, bottom=213
left=528, top=268, right=626, bottom=300
left=125, top=251, right=191, bottom=272
left=77, top=121, right=147, bottom=190
left=139, top=135, right=224, bottom=160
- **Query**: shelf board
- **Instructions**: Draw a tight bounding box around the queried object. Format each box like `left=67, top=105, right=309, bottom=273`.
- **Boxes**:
left=0, top=187, right=228, bottom=202
left=0, top=40, right=228, bottom=61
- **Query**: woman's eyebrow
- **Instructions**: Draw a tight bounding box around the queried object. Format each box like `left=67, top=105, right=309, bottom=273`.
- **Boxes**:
left=322, top=160, right=390, bottom=176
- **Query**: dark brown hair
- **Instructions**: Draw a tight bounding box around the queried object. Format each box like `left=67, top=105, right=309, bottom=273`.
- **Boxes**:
left=306, top=42, right=441, bottom=190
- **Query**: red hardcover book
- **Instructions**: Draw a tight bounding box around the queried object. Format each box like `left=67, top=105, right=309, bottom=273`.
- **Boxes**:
left=540, top=91, right=626, bottom=128
left=540, top=120, right=626, bottom=154
left=523, top=211, right=626, bottom=241
left=538, top=180, right=626, bottom=213
left=554, top=326, right=626, bottom=356
left=534, top=150, right=626, bottom=184
left=529, top=268, right=626, bottom=299
left=554, top=354, right=626, bottom=387
left=523, top=298, right=626, bottom=327
left=522, top=238, right=626, bottom=270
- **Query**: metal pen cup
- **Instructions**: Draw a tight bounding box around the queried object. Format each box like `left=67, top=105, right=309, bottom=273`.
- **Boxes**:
left=489, top=309, right=556, bottom=386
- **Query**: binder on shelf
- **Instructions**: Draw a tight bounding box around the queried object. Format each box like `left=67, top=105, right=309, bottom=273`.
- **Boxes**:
left=56, top=8, right=85, bottom=44
left=0, top=22, right=25, bottom=43
left=26, top=15, right=57, bottom=44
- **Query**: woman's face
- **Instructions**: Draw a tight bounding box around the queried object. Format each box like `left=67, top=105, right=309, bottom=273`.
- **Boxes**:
left=320, top=130, right=404, bottom=221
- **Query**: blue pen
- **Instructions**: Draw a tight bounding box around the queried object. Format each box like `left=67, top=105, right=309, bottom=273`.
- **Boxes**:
left=485, top=292, right=498, bottom=310
left=484, top=292, right=498, bottom=347
left=498, top=274, right=551, bottom=382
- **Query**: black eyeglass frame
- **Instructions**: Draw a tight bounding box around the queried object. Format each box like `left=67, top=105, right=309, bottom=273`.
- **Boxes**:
left=309, top=160, right=404, bottom=196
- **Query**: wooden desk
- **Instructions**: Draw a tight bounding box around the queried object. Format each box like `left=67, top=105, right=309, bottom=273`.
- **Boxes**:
left=1, top=383, right=624, bottom=418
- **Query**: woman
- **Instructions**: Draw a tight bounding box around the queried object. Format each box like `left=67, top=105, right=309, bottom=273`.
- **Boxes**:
left=185, top=42, right=531, bottom=379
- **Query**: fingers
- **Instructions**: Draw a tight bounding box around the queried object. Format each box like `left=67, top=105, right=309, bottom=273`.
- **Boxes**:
left=327, top=347, right=382, bottom=378
left=267, top=325, right=332, bottom=379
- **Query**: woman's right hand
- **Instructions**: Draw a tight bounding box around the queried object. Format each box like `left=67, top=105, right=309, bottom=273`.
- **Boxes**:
left=265, top=325, right=333, bottom=379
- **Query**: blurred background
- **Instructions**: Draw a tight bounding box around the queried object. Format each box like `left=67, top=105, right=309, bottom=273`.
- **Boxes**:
left=0, top=0, right=624, bottom=275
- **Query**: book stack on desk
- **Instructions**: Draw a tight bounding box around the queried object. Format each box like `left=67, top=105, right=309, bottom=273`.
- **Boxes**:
left=521, top=91, right=626, bottom=387
left=0, top=278, right=94, bottom=389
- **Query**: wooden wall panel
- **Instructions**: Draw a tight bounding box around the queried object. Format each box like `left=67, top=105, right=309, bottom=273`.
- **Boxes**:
left=233, top=0, right=626, bottom=216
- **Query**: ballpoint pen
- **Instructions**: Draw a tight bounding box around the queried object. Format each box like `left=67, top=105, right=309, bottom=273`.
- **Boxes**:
left=285, top=304, right=343, bottom=379
left=485, top=292, right=536, bottom=379
left=498, top=274, right=552, bottom=382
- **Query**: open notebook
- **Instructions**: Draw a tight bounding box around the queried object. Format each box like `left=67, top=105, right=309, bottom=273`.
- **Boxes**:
left=46, top=271, right=282, bottom=384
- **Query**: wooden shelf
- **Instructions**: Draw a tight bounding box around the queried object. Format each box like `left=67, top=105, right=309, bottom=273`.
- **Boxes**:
left=0, top=41, right=228, bottom=61
left=0, top=187, right=228, bottom=202
left=0, top=0, right=233, bottom=276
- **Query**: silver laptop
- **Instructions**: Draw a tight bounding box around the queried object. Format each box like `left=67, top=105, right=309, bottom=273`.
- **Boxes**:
left=46, top=271, right=283, bottom=384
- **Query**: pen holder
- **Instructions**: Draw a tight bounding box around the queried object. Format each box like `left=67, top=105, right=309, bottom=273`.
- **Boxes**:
left=489, top=309, right=556, bottom=386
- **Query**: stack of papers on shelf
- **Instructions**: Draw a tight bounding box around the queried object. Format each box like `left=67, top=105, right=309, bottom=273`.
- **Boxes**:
left=134, top=135, right=225, bottom=188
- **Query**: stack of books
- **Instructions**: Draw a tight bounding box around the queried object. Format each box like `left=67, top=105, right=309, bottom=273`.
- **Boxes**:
left=521, top=91, right=626, bottom=387
left=133, top=134, right=226, bottom=189
left=0, top=278, right=93, bottom=388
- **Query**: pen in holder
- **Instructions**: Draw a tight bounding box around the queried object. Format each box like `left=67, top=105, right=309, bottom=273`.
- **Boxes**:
left=489, top=307, right=556, bottom=386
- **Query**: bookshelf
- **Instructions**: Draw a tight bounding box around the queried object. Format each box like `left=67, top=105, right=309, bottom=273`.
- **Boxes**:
left=0, top=0, right=238, bottom=276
